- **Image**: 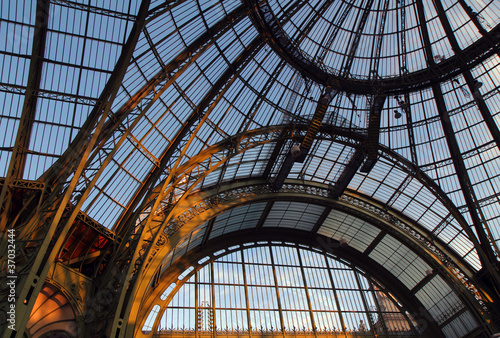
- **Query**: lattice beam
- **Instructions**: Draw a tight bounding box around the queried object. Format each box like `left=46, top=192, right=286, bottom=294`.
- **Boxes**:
left=432, top=83, right=500, bottom=315
left=360, top=95, right=386, bottom=173
left=0, top=0, right=50, bottom=230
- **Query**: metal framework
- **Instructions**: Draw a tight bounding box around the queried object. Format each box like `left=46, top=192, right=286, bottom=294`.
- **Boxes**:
left=249, top=0, right=500, bottom=94
left=1, top=0, right=500, bottom=337
left=143, top=240, right=440, bottom=337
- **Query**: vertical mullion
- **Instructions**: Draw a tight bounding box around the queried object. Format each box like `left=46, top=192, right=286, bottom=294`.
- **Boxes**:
left=269, top=246, right=286, bottom=336
left=353, top=269, right=376, bottom=336
left=297, top=247, right=318, bottom=337
left=211, top=261, right=216, bottom=336
left=368, top=279, right=390, bottom=336
left=242, top=249, right=253, bottom=336
left=325, top=255, right=347, bottom=336
left=195, top=272, right=199, bottom=336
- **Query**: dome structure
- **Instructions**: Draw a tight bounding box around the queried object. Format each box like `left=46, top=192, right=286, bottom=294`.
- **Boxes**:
left=0, top=0, right=499, bottom=337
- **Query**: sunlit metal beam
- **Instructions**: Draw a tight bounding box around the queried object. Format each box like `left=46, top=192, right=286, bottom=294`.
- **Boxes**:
left=1, top=1, right=152, bottom=336
left=89, top=122, right=492, bottom=336
left=112, top=4, right=250, bottom=237
left=104, top=39, right=265, bottom=338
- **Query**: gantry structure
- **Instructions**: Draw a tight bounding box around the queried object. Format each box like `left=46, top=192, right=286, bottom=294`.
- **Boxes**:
left=1, top=0, right=500, bottom=337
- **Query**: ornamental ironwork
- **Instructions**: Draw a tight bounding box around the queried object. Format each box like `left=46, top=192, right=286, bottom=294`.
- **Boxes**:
left=160, top=181, right=488, bottom=314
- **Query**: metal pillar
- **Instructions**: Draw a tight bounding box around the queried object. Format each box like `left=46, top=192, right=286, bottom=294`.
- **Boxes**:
left=0, top=0, right=49, bottom=230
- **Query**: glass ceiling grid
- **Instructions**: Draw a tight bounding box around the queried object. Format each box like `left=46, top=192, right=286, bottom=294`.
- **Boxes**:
left=81, top=154, right=146, bottom=227
left=263, top=202, right=324, bottom=231
left=208, top=203, right=267, bottom=241
left=445, top=4, right=480, bottom=50
left=318, top=210, right=382, bottom=252
left=482, top=56, right=500, bottom=100
left=0, top=0, right=138, bottom=179
left=368, top=235, right=430, bottom=290
left=225, top=145, right=272, bottom=180
left=308, top=141, right=355, bottom=184
left=415, top=275, right=468, bottom=329
left=198, top=1, right=225, bottom=28
left=470, top=0, right=500, bottom=30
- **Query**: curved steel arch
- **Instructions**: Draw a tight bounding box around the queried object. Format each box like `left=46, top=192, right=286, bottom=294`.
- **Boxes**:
left=127, top=122, right=485, bottom=260
left=60, top=118, right=497, bottom=336
left=107, top=123, right=500, bottom=336
left=98, top=42, right=266, bottom=337
left=0, top=2, right=153, bottom=336
left=124, top=178, right=493, bottom=336
left=136, top=235, right=444, bottom=337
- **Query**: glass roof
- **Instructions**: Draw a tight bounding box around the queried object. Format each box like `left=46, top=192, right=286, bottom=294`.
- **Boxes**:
left=1, top=1, right=500, bottom=333
left=266, top=0, right=498, bottom=80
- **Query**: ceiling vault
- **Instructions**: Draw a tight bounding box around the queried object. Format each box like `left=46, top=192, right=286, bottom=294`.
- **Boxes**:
left=2, top=0, right=500, bottom=336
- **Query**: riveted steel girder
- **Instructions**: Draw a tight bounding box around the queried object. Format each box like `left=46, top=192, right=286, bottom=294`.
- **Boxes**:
left=111, top=3, right=251, bottom=237
left=432, top=0, right=500, bottom=152
left=0, top=0, right=49, bottom=231
left=97, top=39, right=264, bottom=338
left=91, top=122, right=497, bottom=336
left=92, top=115, right=496, bottom=335
left=432, top=83, right=500, bottom=318
left=431, top=0, right=500, bottom=264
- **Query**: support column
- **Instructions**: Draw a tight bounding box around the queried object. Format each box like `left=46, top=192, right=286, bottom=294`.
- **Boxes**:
left=0, top=0, right=49, bottom=229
